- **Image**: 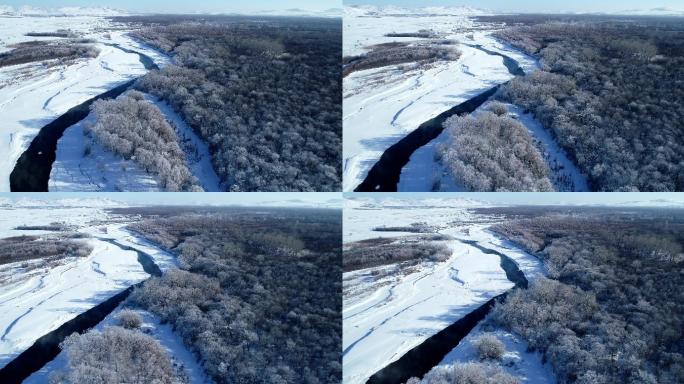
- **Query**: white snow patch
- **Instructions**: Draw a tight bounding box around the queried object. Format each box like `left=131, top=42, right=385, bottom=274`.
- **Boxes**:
left=436, top=323, right=556, bottom=383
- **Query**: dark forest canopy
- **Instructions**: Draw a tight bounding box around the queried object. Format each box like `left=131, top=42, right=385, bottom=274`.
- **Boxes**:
left=493, top=18, right=684, bottom=191
left=113, top=16, right=341, bottom=191
left=490, top=208, right=684, bottom=383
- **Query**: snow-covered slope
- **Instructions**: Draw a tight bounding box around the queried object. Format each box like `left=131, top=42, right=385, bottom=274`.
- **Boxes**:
left=343, top=6, right=538, bottom=190
left=252, top=7, right=342, bottom=18
left=344, top=5, right=490, bottom=18
left=0, top=207, right=176, bottom=369
left=0, top=5, right=127, bottom=17
left=343, top=201, right=545, bottom=384
left=0, top=17, right=170, bottom=191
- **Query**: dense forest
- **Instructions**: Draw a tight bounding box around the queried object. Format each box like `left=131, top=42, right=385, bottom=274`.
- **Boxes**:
left=489, top=209, right=684, bottom=383
left=125, top=208, right=342, bottom=383
left=494, top=19, right=684, bottom=191
left=87, top=91, right=200, bottom=191
left=438, top=102, right=553, bottom=191
left=121, top=17, right=341, bottom=191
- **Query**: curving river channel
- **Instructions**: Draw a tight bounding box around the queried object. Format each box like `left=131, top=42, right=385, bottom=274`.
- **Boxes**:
left=355, top=45, right=525, bottom=192
left=366, top=239, right=529, bottom=384
left=9, top=44, right=159, bottom=192
left=0, top=237, right=163, bottom=384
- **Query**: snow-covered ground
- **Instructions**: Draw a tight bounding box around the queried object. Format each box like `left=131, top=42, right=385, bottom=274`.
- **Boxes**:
left=0, top=205, right=175, bottom=368
left=49, top=114, right=164, bottom=192
left=343, top=6, right=538, bottom=191
left=49, top=92, right=220, bottom=192
left=435, top=323, right=555, bottom=383
left=24, top=307, right=210, bottom=384
left=343, top=198, right=545, bottom=384
left=0, top=15, right=170, bottom=191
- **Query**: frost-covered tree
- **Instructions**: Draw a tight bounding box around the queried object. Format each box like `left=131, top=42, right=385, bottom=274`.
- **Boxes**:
left=474, top=334, right=505, bottom=360
left=52, top=326, right=179, bottom=384
left=86, top=91, right=201, bottom=191
left=438, top=103, right=554, bottom=191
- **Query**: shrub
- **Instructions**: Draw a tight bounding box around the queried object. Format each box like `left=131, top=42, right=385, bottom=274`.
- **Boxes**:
left=117, top=309, right=143, bottom=329
left=487, top=101, right=509, bottom=116
left=474, top=334, right=505, bottom=360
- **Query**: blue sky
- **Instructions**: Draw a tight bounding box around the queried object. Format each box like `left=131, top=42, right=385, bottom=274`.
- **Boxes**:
left=2, top=1, right=341, bottom=13
left=346, top=192, right=684, bottom=206
left=1, top=192, right=340, bottom=206
left=344, top=0, right=682, bottom=13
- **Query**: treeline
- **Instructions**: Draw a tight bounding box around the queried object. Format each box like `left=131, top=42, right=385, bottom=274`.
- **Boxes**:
left=372, top=221, right=437, bottom=233
left=86, top=91, right=201, bottom=191
left=128, top=209, right=342, bottom=383
left=344, top=235, right=451, bottom=271
left=0, top=40, right=98, bottom=68
left=0, top=235, right=92, bottom=265
left=26, top=29, right=78, bottom=38
left=495, top=21, right=684, bottom=191
left=491, top=213, right=684, bottom=383
left=129, top=18, right=342, bottom=191
left=438, top=102, right=554, bottom=191
left=343, top=41, right=460, bottom=77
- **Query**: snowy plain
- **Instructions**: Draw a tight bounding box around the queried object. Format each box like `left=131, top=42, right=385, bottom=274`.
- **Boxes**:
left=0, top=15, right=170, bottom=191
left=343, top=6, right=539, bottom=191
left=0, top=204, right=176, bottom=369
left=343, top=197, right=548, bottom=384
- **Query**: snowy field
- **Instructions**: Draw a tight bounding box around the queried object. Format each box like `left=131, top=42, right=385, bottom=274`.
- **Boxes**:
left=435, top=323, right=555, bottom=383
left=0, top=15, right=170, bottom=191
left=343, top=197, right=545, bottom=384
left=0, top=204, right=176, bottom=368
left=343, top=6, right=538, bottom=191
